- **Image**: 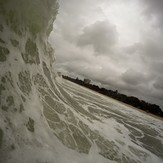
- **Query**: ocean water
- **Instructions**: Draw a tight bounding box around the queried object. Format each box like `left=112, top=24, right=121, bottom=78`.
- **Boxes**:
left=0, top=0, right=163, bottom=163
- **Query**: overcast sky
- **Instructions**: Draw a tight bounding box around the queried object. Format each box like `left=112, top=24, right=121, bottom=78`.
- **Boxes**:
left=49, top=0, right=163, bottom=108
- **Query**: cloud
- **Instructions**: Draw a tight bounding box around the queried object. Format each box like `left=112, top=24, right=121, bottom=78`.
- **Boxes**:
left=123, top=43, right=142, bottom=54
left=142, top=0, right=163, bottom=27
left=77, top=20, right=118, bottom=54
left=141, top=39, right=163, bottom=60
left=153, top=76, right=163, bottom=90
left=121, top=69, right=148, bottom=86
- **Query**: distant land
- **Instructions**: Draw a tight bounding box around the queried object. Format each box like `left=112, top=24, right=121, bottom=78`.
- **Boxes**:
left=63, top=75, right=163, bottom=118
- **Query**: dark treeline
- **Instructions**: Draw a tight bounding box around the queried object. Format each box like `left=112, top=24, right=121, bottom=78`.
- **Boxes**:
left=63, top=75, right=163, bottom=118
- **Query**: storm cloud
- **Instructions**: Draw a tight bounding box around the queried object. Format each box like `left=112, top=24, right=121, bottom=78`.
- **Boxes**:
left=49, top=0, right=163, bottom=108
left=142, top=0, right=163, bottom=27
left=77, top=20, right=118, bottom=54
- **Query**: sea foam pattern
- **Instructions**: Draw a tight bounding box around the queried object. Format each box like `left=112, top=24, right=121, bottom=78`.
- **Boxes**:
left=0, top=1, right=163, bottom=163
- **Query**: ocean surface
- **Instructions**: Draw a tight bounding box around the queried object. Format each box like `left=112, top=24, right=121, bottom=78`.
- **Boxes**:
left=0, top=0, right=163, bottom=162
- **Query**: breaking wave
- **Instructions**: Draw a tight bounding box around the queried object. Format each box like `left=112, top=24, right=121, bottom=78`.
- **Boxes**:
left=0, top=0, right=163, bottom=163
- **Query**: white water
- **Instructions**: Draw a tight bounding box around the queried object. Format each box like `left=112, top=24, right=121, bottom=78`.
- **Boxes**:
left=0, top=1, right=163, bottom=163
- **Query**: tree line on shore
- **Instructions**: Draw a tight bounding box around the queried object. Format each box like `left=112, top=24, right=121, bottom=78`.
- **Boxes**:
left=63, top=75, right=163, bottom=118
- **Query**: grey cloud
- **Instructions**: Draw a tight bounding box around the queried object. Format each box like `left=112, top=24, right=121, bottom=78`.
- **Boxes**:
left=121, top=69, right=148, bottom=86
left=153, top=76, right=163, bottom=90
left=141, top=0, right=163, bottom=27
left=141, top=40, right=163, bottom=60
left=77, top=20, right=118, bottom=54
left=151, top=62, right=163, bottom=75
left=142, top=0, right=163, bottom=16
left=122, top=39, right=163, bottom=76
left=123, top=43, right=142, bottom=54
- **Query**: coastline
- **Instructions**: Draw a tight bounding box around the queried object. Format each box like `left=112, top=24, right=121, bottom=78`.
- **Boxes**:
left=65, top=79, right=163, bottom=121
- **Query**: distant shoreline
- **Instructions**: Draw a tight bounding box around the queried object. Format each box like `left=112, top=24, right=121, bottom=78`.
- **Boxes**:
left=63, top=75, right=163, bottom=119
left=65, top=78, right=163, bottom=121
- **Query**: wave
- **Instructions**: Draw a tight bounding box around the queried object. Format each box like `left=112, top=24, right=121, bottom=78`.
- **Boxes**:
left=0, top=0, right=61, bottom=162
left=0, top=1, right=163, bottom=163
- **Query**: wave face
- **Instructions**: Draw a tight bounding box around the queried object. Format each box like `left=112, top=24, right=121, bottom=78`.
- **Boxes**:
left=0, top=1, right=163, bottom=163
left=0, top=0, right=60, bottom=162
